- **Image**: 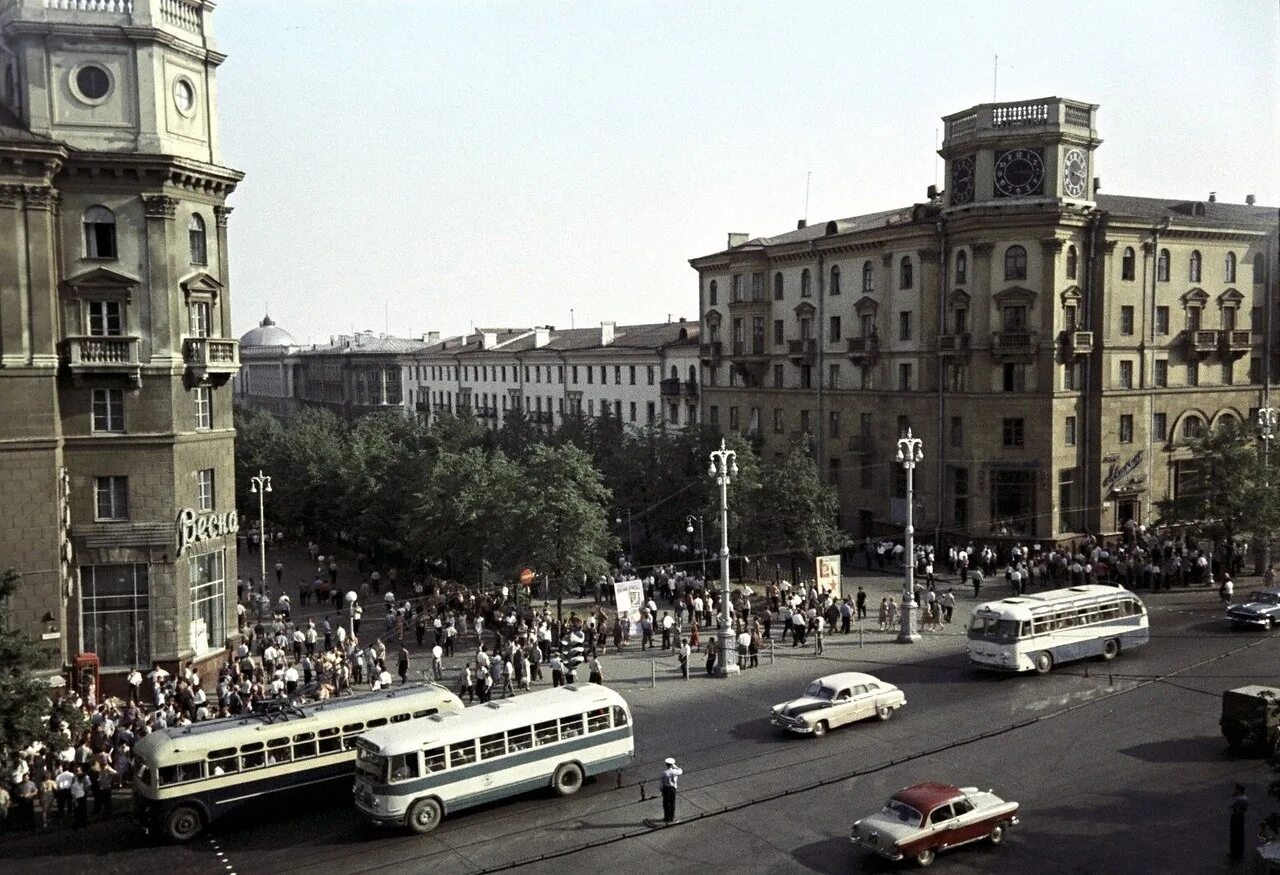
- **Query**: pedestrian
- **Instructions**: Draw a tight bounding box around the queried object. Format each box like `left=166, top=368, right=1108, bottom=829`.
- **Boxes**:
left=705, top=640, right=718, bottom=676
left=459, top=663, right=474, bottom=703
left=856, top=586, right=868, bottom=620
left=1219, top=574, right=1234, bottom=606
left=70, top=768, right=88, bottom=828
left=588, top=655, right=603, bottom=685
left=1229, top=783, right=1248, bottom=861
left=660, top=757, right=683, bottom=824
left=397, top=647, right=410, bottom=685
left=550, top=653, right=565, bottom=688
left=679, top=638, right=690, bottom=679
left=431, top=643, right=444, bottom=681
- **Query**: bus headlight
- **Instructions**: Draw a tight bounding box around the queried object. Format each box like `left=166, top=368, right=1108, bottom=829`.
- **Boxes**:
left=1000, top=653, right=1009, bottom=662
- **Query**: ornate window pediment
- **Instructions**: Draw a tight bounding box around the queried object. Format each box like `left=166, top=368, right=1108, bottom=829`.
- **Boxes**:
left=948, top=289, right=971, bottom=307
left=853, top=295, right=879, bottom=315
left=993, top=285, right=1036, bottom=305
left=1059, top=284, right=1083, bottom=305
left=704, top=310, right=722, bottom=327
left=793, top=301, right=816, bottom=317
left=1217, top=287, right=1243, bottom=308
left=1181, top=287, right=1209, bottom=308
left=181, top=271, right=224, bottom=304
left=64, top=266, right=140, bottom=300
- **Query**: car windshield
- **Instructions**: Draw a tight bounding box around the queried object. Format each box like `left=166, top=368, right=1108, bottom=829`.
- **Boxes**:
left=805, top=682, right=836, bottom=700
left=883, top=799, right=923, bottom=826
left=1248, top=592, right=1280, bottom=605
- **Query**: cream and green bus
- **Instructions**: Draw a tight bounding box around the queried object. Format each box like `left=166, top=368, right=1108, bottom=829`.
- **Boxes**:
left=133, top=684, right=463, bottom=841
left=354, top=683, right=634, bottom=833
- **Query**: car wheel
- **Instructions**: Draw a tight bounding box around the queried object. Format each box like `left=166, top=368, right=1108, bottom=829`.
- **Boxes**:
left=553, top=762, right=584, bottom=796
left=915, top=847, right=935, bottom=867
left=812, top=720, right=828, bottom=738
left=989, top=821, right=1008, bottom=845
left=1101, top=639, right=1119, bottom=661
left=877, top=704, right=894, bottom=721
left=406, top=797, right=442, bottom=834
left=1033, top=651, right=1054, bottom=675
left=164, top=804, right=204, bottom=843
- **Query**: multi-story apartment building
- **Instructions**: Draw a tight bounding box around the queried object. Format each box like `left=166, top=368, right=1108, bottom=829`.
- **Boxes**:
left=0, top=0, right=243, bottom=683
left=692, top=97, right=1278, bottom=544
left=405, top=321, right=701, bottom=432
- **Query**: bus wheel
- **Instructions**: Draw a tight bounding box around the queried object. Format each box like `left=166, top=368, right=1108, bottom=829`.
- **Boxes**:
left=553, top=762, right=584, bottom=796
left=1101, top=639, right=1120, bottom=661
left=1033, top=652, right=1054, bottom=675
left=406, top=797, right=443, bottom=834
left=164, top=804, right=204, bottom=842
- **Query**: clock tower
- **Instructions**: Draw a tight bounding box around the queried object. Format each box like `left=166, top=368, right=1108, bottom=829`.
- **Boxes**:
left=939, top=97, right=1101, bottom=211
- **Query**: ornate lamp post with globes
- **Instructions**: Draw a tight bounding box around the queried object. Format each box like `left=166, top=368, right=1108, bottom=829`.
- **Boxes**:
left=896, top=430, right=922, bottom=643
left=1258, top=407, right=1277, bottom=571
left=708, top=440, right=740, bottom=676
left=686, top=514, right=706, bottom=581
left=248, top=470, right=272, bottom=595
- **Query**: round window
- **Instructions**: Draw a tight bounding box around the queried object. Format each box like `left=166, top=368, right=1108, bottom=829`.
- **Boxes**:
left=75, top=66, right=110, bottom=101
left=173, top=78, right=195, bottom=114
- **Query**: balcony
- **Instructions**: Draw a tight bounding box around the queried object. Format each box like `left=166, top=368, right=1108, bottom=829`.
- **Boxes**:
left=1186, top=329, right=1219, bottom=356
left=847, top=434, right=874, bottom=454
left=847, top=334, right=880, bottom=362
left=1221, top=329, right=1251, bottom=356
left=936, top=333, right=971, bottom=356
left=1063, top=329, right=1093, bottom=356
left=699, top=341, right=723, bottom=362
left=787, top=338, right=817, bottom=363
left=183, top=337, right=240, bottom=385
left=991, top=330, right=1037, bottom=359
left=727, top=296, right=771, bottom=316
left=731, top=339, right=769, bottom=360
left=65, top=335, right=141, bottom=385
left=660, top=378, right=699, bottom=397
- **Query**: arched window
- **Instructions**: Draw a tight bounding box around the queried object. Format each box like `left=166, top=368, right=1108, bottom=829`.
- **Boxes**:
left=1255, top=254, right=1266, bottom=285
left=83, top=205, right=117, bottom=259
left=773, top=272, right=784, bottom=301
left=1218, top=413, right=1238, bottom=432
left=1225, top=251, right=1237, bottom=283
left=899, top=256, right=913, bottom=289
left=954, top=250, right=967, bottom=285
left=800, top=268, right=811, bottom=298
left=1182, top=415, right=1204, bottom=440
left=687, top=365, right=696, bottom=384
left=1122, top=247, right=1136, bottom=281
left=1065, top=245, right=1078, bottom=280
left=670, top=365, right=678, bottom=379
left=1003, top=245, right=1027, bottom=281
left=1157, top=248, right=1170, bottom=282
left=1189, top=250, right=1201, bottom=283
left=829, top=265, right=841, bottom=296
left=188, top=212, right=207, bottom=265
left=708, top=280, right=717, bottom=306
left=862, top=260, right=874, bottom=293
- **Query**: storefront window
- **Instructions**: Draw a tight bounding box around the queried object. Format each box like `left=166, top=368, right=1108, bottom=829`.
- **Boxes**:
left=190, top=549, right=226, bottom=655
left=81, top=564, right=149, bottom=667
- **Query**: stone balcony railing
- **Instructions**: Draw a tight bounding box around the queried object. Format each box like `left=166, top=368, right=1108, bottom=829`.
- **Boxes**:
left=787, top=338, right=817, bottom=361
left=732, top=339, right=768, bottom=359
left=65, top=335, right=141, bottom=384
left=1221, top=329, right=1251, bottom=355
left=26, top=0, right=204, bottom=35
left=699, top=341, right=722, bottom=361
left=1187, top=329, right=1219, bottom=355
left=992, top=330, right=1037, bottom=358
left=847, top=334, right=880, bottom=361
left=183, top=336, right=240, bottom=384
left=1064, top=329, right=1093, bottom=356
left=936, top=333, right=971, bottom=355
left=660, top=378, right=699, bottom=398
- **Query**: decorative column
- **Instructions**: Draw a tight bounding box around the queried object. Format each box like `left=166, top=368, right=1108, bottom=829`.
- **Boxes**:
left=897, top=429, right=923, bottom=643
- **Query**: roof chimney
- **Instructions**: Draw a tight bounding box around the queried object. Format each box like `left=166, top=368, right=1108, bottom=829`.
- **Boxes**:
left=796, top=219, right=806, bottom=230
left=534, top=327, right=550, bottom=348
left=1208, top=191, right=1216, bottom=203
left=599, top=321, right=615, bottom=346
left=1093, top=176, right=1101, bottom=193
left=727, top=232, right=749, bottom=248
left=1246, top=194, right=1256, bottom=206
left=480, top=331, right=497, bottom=349
left=423, top=331, right=440, bottom=344
left=926, top=184, right=938, bottom=200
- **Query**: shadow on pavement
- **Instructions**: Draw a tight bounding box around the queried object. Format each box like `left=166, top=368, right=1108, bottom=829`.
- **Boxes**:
left=1119, top=735, right=1226, bottom=764
left=791, top=835, right=858, bottom=873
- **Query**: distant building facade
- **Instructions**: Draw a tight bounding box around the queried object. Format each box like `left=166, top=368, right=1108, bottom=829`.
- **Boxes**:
left=0, top=0, right=243, bottom=681
left=692, top=97, right=1279, bottom=543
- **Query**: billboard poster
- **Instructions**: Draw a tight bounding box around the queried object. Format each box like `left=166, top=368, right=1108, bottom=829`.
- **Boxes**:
left=613, top=578, right=645, bottom=624
left=816, top=554, right=842, bottom=597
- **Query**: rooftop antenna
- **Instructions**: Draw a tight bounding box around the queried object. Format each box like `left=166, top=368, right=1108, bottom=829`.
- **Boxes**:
left=570, top=308, right=575, bottom=329
left=384, top=300, right=388, bottom=334
left=993, top=54, right=998, bottom=101
left=804, top=171, right=812, bottom=223
left=934, top=127, right=939, bottom=189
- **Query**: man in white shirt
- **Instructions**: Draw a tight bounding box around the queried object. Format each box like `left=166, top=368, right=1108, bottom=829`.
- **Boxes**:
left=431, top=644, right=444, bottom=680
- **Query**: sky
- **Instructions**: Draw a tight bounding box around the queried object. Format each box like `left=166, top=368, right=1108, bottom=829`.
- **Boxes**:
left=215, top=0, right=1280, bottom=344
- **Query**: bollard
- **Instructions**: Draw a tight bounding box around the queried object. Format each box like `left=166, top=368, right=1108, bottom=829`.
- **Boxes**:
left=651, top=661, right=656, bottom=689
left=859, top=621, right=864, bottom=648
left=617, top=772, right=623, bottom=790
left=769, top=641, right=775, bottom=665
left=641, top=782, right=647, bottom=801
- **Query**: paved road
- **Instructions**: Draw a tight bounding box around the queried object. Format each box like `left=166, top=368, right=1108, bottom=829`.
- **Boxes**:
left=4, top=580, right=1277, bottom=874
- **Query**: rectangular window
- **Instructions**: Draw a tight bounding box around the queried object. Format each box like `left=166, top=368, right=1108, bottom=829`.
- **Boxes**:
left=1002, top=363, right=1026, bottom=392
left=1222, top=360, right=1234, bottom=385
left=479, top=732, right=507, bottom=760
left=1119, top=414, right=1134, bottom=443
left=92, top=388, right=125, bottom=433
left=1155, top=306, right=1170, bottom=335
left=95, top=475, right=129, bottom=520
left=829, top=316, right=841, bottom=342
left=731, top=273, right=743, bottom=302
left=1063, top=361, right=1078, bottom=391
left=950, top=416, right=962, bottom=447
left=1187, top=360, right=1199, bottom=387
left=1154, top=360, right=1168, bottom=387
left=898, top=311, right=912, bottom=341
left=859, top=460, right=872, bottom=489
left=898, top=363, right=912, bottom=391
left=799, top=410, right=812, bottom=434
left=506, top=728, right=532, bottom=753
left=1058, top=468, right=1076, bottom=533
left=534, top=720, right=559, bottom=746
left=751, top=272, right=764, bottom=300
left=189, top=302, right=212, bottom=338
left=449, top=741, right=478, bottom=767
left=1120, top=305, right=1134, bottom=336
left=827, top=457, right=840, bottom=486
left=1119, top=360, right=1133, bottom=389
left=728, top=406, right=740, bottom=431
left=829, top=411, right=840, bottom=438
left=629, top=365, right=636, bottom=385
left=189, top=549, right=225, bottom=656
left=194, top=387, right=212, bottom=429
left=799, top=365, right=812, bottom=389
left=572, top=366, right=579, bottom=384
left=773, top=408, right=784, bottom=433
left=1065, top=415, right=1077, bottom=446
left=629, top=401, right=636, bottom=422
left=80, top=563, right=149, bottom=667
left=647, top=366, right=654, bottom=385
left=614, top=366, right=621, bottom=385
left=1153, top=411, right=1168, bottom=442
left=773, top=363, right=784, bottom=388
left=708, top=405, right=718, bottom=427
left=87, top=300, right=123, bottom=336
left=197, top=468, right=215, bottom=512
left=1002, top=418, right=1025, bottom=448
left=773, top=319, right=784, bottom=345
left=587, top=708, right=610, bottom=733
left=600, top=366, right=607, bottom=384
left=828, top=363, right=839, bottom=389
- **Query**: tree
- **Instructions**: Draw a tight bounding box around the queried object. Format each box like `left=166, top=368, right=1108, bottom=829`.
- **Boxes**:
left=755, top=439, right=851, bottom=562
left=0, top=568, right=56, bottom=755
left=338, top=412, right=434, bottom=560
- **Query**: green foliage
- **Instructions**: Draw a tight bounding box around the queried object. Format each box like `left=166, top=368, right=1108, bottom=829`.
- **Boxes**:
left=753, top=439, right=851, bottom=558
left=0, top=568, right=55, bottom=755
left=517, top=443, right=617, bottom=582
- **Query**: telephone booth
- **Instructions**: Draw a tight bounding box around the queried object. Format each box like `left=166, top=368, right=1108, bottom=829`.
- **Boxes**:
left=72, top=652, right=100, bottom=701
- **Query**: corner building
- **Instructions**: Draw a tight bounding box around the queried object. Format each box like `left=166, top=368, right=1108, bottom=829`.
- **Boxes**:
left=692, top=97, right=1278, bottom=544
left=0, top=0, right=243, bottom=685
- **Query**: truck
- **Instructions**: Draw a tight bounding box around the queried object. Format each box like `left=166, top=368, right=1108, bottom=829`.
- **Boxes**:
left=1220, top=685, right=1280, bottom=755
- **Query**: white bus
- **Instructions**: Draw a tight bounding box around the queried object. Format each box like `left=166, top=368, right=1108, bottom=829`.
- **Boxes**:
left=967, top=584, right=1150, bottom=674
left=133, top=684, right=463, bottom=841
left=354, top=683, right=634, bottom=833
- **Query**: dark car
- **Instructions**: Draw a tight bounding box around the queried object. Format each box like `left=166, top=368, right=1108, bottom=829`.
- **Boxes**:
left=1227, top=587, right=1280, bottom=629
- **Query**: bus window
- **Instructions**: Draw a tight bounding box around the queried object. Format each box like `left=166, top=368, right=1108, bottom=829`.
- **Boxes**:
left=266, top=738, right=292, bottom=766
left=612, top=706, right=629, bottom=727
left=1020, top=622, right=1031, bottom=637
left=342, top=722, right=364, bottom=734
left=366, top=718, right=388, bottom=729
left=412, top=708, right=436, bottom=719
left=587, top=708, right=610, bottom=733
left=423, top=748, right=446, bottom=773
left=318, top=727, right=342, bottom=754
left=507, top=727, right=533, bottom=752
left=449, top=741, right=477, bottom=768
left=479, top=733, right=506, bottom=760
left=559, top=715, right=584, bottom=739
left=293, top=732, right=317, bottom=759
left=390, top=712, right=410, bottom=724
left=159, top=762, right=204, bottom=787
left=241, top=741, right=266, bottom=770
left=534, top=720, right=559, bottom=746
left=390, top=753, right=420, bottom=781
left=209, top=747, right=239, bottom=776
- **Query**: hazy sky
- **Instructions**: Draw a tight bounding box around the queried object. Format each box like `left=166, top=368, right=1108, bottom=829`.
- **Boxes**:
left=216, top=0, right=1279, bottom=343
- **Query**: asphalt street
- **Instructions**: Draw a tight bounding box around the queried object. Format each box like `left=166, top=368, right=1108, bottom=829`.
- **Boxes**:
left=3, top=547, right=1277, bottom=874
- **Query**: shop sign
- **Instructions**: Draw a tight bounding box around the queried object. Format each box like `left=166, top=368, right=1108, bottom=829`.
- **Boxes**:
left=176, top=508, right=239, bottom=556
left=1102, top=450, right=1144, bottom=490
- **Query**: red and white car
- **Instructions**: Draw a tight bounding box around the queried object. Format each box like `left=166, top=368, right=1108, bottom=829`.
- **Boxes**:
left=850, top=782, right=1020, bottom=867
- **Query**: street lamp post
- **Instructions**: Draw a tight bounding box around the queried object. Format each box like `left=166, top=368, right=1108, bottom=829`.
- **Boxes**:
left=248, top=470, right=272, bottom=595
left=896, top=430, right=923, bottom=644
left=1258, top=407, right=1277, bottom=572
left=708, top=440, right=740, bottom=676
left=615, top=509, right=634, bottom=560
left=686, top=514, right=706, bottom=581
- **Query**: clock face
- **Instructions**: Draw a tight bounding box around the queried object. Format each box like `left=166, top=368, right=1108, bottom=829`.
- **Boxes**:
left=1062, top=148, right=1087, bottom=197
left=173, top=78, right=195, bottom=114
left=994, top=148, right=1045, bottom=197
left=950, top=155, right=976, bottom=205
